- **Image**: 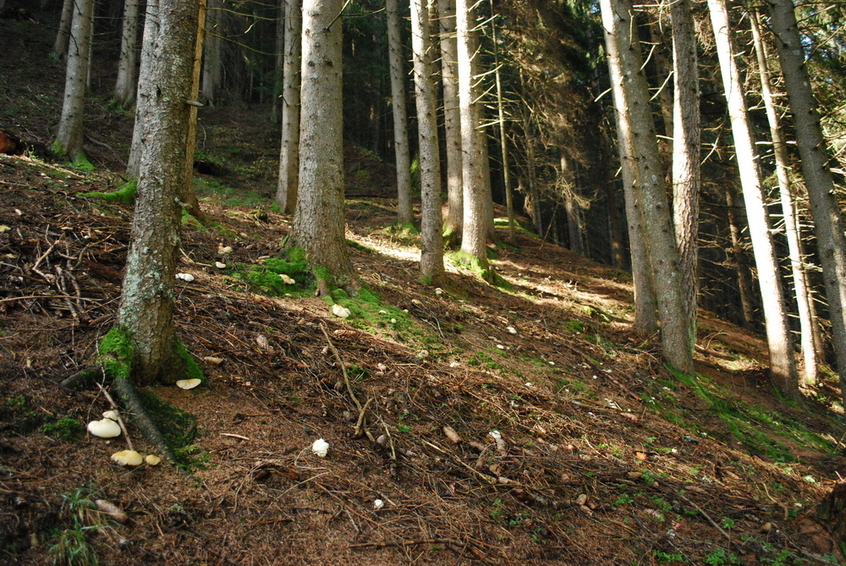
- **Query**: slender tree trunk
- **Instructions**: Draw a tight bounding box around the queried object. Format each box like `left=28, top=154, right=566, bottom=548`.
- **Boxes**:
left=114, top=0, right=141, bottom=108
left=561, top=153, right=583, bottom=255
left=707, top=0, right=798, bottom=396
left=412, top=0, right=445, bottom=285
left=117, top=0, right=199, bottom=385
left=201, top=0, right=222, bottom=105
left=387, top=0, right=413, bottom=225
left=290, top=0, right=355, bottom=294
left=127, top=0, right=159, bottom=180
left=275, top=0, right=301, bottom=213
left=489, top=0, right=514, bottom=243
left=439, top=0, right=462, bottom=245
left=770, top=0, right=846, bottom=401
left=750, top=8, right=818, bottom=385
left=271, top=0, right=286, bottom=124
left=456, top=0, right=490, bottom=276
left=53, top=0, right=95, bottom=164
left=670, top=0, right=701, bottom=356
left=601, top=0, right=692, bottom=372
left=182, top=0, right=206, bottom=219
left=54, top=0, right=74, bottom=61
left=725, top=184, right=757, bottom=329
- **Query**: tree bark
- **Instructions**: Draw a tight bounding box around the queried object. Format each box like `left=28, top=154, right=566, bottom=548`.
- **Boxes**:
left=114, top=0, right=141, bottom=108
left=200, top=0, right=222, bottom=105
left=456, top=0, right=490, bottom=276
left=601, top=0, right=692, bottom=373
left=439, top=0, right=463, bottom=245
left=707, top=0, right=798, bottom=396
left=387, top=0, right=413, bottom=225
left=725, top=184, right=757, bottom=329
left=53, top=0, right=74, bottom=61
left=53, top=0, right=95, bottom=164
left=770, top=0, right=846, bottom=401
left=117, top=0, right=199, bottom=385
left=751, top=8, right=818, bottom=386
left=411, top=0, right=445, bottom=285
left=127, top=0, right=160, bottom=180
left=275, top=0, right=301, bottom=214
left=289, top=0, right=355, bottom=293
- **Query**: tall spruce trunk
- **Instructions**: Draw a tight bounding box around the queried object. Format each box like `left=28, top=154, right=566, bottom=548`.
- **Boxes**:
left=127, top=0, right=160, bottom=180
left=439, top=0, right=463, bottom=245
left=707, top=0, right=798, bottom=396
left=770, top=0, right=846, bottom=401
left=411, top=0, right=445, bottom=285
left=387, top=0, right=413, bottom=225
left=275, top=0, right=301, bottom=214
left=114, top=0, right=141, bottom=108
left=117, top=0, right=199, bottom=385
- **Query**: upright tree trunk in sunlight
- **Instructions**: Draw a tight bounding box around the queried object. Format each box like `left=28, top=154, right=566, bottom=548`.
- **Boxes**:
left=456, top=0, right=491, bottom=277
left=53, top=0, right=94, bottom=164
left=439, top=0, right=463, bottom=246
left=750, top=9, right=818, bottom=386
left=770, top=0, right=846, bottom=401
left=114, top=0, right=141, bottom=108
left=387, top=0, right=413, bottom=225
left=127, top=0, right=159, bottom=180
left=707, top=0, right=798, bottom=396
left=412, top=0, right=445, bottom=285
left=600, top=0, right=692, bottom=373
left=275, top=0, right=301, bottom=214
left=289, top=0, right=356, bottom=294
left=117, top=0, right=199, bottom=384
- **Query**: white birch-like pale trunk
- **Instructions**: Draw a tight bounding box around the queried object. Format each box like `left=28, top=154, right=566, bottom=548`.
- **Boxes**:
left=387, top=0, right=413, bottom=225
left=127, top=0, right=160, bottom=180
left=750, top=9, right=818, bottom=386
left=117, top=0, right=198, bottom=384
left=114, top=0, right=141, bottom=108
left=707, top=0, right=798, bottom=395
left=271, top=0, right=285, bottom=124
left=439, top=0, right=463, bottom=243
left=53, top=0, right=94, bottom=163
left=770, top=0, right=846, bottom=402
left=275, top=0, right=301, bottom=213
left=600, top=0, right=692, bottom=373
left=411, top=0, right=445, bottom=285
left=456, top=0, right=490, bottom=275
left=670, top=0, right=700, bottom=356
left=290, top=0, right=355, bottom=293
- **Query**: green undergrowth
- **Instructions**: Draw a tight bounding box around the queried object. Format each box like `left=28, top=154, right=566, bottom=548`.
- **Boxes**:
left=647, top=368, right=838, bottom=462
left=195, top=177, right=267, bottom=208
left=79, top=180, right=137, bottom=204
left=227, top=248, right=313, bottom=297
left=327, top=286, right=433, bottom=345
left=447, top=250, right=510, bottom=288
left=41, top=418, right=84, bottom=441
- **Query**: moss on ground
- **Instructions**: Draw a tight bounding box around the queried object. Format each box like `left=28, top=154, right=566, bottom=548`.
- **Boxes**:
left=80, top=180, right=137, bottom=204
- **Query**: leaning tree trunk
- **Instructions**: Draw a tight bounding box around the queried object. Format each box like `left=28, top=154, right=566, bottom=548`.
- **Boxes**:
left=411, top=0, right=445, bottom=285
left=289, top=0, right=356, bottom=294
left=708, top=0, right=798, bottom=396
left=770, top=0, right=846, bottom=402
left=117, top=0, right=199, bottom=385
left=387, top=0, right=413, bottom=225
left=53, top=0, right=95, bottom=164
left=275, top=0, right=301, bottom=214
left=113, top=0, right=141, bottom=108
left=670, top=0, right=700, bottom=356
left=750, top=8, right=818, bottom=386
left=456, top=0, right=491, bottom=277
left=601, top=0, right=692, bottom=373
left=439, top=0, right=463, bottom=246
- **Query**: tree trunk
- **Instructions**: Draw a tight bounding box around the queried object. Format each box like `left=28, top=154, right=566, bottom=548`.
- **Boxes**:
left=113, top=0, right=141, bottom=108
left=387, top=0, right=413, bottom=225
left=53, top=0, right=74, bottom=61
left=601, top=0, right=692, bottom=373
left=725, top=185, right=757, bottom=329
left=707, top=0, right=798, bottom=396
left=751, top=8, right=818, bottom=386
left=489, top=0, right=514, bottom=243
left=117, top=0, right=199, bottom=385
left=271, top=0, right=285, bottom=124
left=670, top=0, right=701, bottom=357
left=456, top=0, right=490, bottom=277
left=275, top=0, right=301, bottom=214
left=289, top=0, right=355, bottom=293
left=770, top=0, right=846, bottom=401
left=439, top=0, right=463, bottom=246
left=412, top=0, right=445, bottom=285
left=201, top=0, right=222, bottom=105
left=561, top=153, right=583, bottom=255
left=53, top=0, right=94, bottom=164
left=127, top=0, right=159, bottom=180
left=182, top=0, right=206, bottom=219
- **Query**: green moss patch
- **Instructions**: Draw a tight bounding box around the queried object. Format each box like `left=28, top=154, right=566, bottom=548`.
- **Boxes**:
left=139, top=390, right=204, bottom=469
left=228, top=248, right=313, bottom=297
left=80, top=180, right=136, bottom=204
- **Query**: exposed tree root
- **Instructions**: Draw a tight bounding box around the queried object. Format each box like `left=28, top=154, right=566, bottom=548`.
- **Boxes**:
left=110, top=375, right=179, bottom=464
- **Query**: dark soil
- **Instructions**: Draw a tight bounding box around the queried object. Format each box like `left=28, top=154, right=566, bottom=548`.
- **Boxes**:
left=2, top=10, right=846, bottom=566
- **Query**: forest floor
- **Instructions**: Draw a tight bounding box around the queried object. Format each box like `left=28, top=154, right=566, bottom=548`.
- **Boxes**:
left=3, top=12, right=846, bottom=566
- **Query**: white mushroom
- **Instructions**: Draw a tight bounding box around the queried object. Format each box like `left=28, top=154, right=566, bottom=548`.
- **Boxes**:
left=311, top=438, right=329, bottom=457
left=87, top=418, right=121, bottom=438
left=111, top=450, right=143, bottom=466
left=332, top=304, right=351, bottom=318
left=145, top=454, right=162, bottom=466
left=279, top=274, right=296, bottom=285
left=176, top=378, right=202, bottom=390
left=102, top=410, right=120, bottom=421
left=175, top=273, right=195, bottom=282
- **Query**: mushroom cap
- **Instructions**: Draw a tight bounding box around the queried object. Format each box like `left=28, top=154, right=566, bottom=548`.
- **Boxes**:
left=111, top=450, right=143, bottom=466
left=87, top=418, right=122, bottom=438
left=311, top=438, right=329, bottom=457
left=176, top=378, right=202, bottom=390
left=332, top=304, right=351, bottom=318
left=144, top=454, right=162, bottom=466
left=102, top=410, right=120, bottom=421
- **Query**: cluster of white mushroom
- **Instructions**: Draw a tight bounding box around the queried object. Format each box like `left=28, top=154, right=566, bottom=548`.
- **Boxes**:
left=87, top=410, right=161, bottom=467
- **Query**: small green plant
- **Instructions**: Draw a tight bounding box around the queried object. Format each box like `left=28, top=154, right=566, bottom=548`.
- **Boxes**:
left=42, top=418, right=84, bottom=441
left=612, top=493, right=634, bottom=507
left=654, top=550, right=687, bottom=563
left=49, top=488, right=107, bottom=566
left=704, top=547, right=741, bottom=565
left=720, top=517, right=736, bottom=530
